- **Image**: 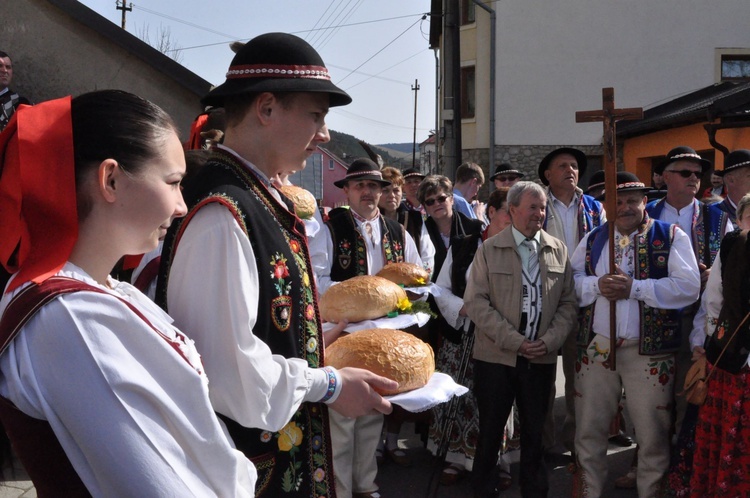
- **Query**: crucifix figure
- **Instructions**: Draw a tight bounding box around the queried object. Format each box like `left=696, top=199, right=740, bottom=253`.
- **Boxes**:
left=576, top=87, right=642, bottom=370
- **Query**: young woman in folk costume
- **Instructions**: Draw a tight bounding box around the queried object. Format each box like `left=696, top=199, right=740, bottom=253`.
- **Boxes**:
left=0, top=90, right=256, bottom=496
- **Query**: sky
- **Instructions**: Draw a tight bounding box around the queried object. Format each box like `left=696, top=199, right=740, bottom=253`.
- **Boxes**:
left=78, top=0, right=437, bottom=146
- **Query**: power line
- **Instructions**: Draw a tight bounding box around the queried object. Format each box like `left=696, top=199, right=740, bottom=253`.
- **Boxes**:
left=305, top=0, right=338, bottom=43
left=336, top=16, right=424, bottom=85
left=162, top=12, right=428, bottom=52
left=332, top=107, right=431, bottom=133
left=134, top=5, right=240, bottom=40
left=341, top=50, right=426, bottom=91
left=316, top=0, right=365, bottom=52
left=307, top=0, right=349, bottom=47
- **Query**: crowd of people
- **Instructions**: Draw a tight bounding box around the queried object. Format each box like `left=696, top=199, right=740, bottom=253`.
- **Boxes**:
left=0, top=30, right=749, bottom=498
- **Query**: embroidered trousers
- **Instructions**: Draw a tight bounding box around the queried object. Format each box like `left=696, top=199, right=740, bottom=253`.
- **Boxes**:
left=574, top=337, right=673, bottom=498
left=329, top=410, right=382, bottom=497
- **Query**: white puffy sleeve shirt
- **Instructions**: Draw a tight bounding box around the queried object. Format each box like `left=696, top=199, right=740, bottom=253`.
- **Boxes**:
left=0, top=264, right=255, bottom=497
left=571, top=225, right=700, bottom=340
left=166, top=203, right=333, bottom=431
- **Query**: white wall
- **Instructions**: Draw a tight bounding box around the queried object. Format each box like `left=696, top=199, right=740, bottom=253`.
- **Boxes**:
left=488, top=0, right=750, bottom=145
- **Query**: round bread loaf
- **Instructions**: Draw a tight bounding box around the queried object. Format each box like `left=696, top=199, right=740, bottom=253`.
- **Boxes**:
left=319, top=275, right=407, bottom=323
left=325, top=328, right=435, bottom=395
left=376, top=262, right=429, bottom=286
left=278, top=184, right=317, bottom=219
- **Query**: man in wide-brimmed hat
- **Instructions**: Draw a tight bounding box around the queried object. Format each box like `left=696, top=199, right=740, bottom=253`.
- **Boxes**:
left=646, top=146, right=732, bottom=440
left=317, top=157, right=425, bottom=496
left=157, top=33, right=397, bottom=498
left=571, top=171, right=700, bottom=498
left=715, top=149, right=750, bottom=223
left=490, top=162, right=524, bottom=190
left=537, top=147, right=605, bottom=457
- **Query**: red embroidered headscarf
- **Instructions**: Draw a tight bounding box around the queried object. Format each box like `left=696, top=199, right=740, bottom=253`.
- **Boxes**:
left=0, top=96, right=77, bottom=292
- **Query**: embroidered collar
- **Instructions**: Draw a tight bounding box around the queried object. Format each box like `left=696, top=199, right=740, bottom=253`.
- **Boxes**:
left=215, top=144, right=274, bottom=189
left=350, top=208, right=380, bottom=225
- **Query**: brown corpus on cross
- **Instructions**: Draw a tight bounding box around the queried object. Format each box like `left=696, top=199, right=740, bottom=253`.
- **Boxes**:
left=576, top=87, right=642, bottom=370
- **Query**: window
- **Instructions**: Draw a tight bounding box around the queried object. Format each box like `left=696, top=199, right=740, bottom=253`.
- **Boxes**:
left=295, top=153, right=323, bottom=199
left=461, top=0, right=475, bottom=25
left=328, top=158, right=335, bottom=170
left=716, top=49, right=750, bottom=81
left=461, top=66, right=476, bottom=119
left=721, top=54, right=750, bottom=80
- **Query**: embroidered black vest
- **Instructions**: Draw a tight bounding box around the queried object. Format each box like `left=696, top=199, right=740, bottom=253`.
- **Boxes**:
left=326, top=208, right=405, bottom=281
left=705, top=229, right=750, bottom=373
left=425, top=210, right=483, bottom=287
left=157, top=150, right=335, bottom=498
left=580, top=219, right=682, bottom=355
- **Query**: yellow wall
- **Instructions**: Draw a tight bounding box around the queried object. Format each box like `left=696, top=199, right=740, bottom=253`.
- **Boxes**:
left=622, top=122, right=750, bottom=181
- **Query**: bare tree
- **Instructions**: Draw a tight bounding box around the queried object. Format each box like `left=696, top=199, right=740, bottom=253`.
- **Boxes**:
left=136, top=23, right=184, bottom=64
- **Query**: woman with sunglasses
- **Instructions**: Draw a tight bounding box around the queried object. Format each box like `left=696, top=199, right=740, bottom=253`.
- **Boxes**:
left=0, top=91, right=255, bottom=496
left=418, top=175, right=484, bottom=485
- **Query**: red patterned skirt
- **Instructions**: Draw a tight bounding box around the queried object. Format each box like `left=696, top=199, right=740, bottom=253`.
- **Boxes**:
left=689, top=363, right=750, bottom=498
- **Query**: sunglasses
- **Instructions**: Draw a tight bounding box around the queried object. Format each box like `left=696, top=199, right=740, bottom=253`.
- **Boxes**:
left=665, top=169, right=701, bottom=179
left=495, top=176, right=518, bottom=182
left=424, top=195, right=450, bottom=207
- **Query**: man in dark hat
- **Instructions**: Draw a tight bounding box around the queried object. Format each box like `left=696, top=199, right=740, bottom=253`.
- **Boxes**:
left=401, top=167, right=426, bottom=214
left=490, top=163, right=524, bottom=190
left=570, top=172, right=700, bottom=497
left=316, top=158, right=424, bottom=497
left=646, top=146, right=732, bottom=438
left=715, top=149, right=750, bottom=223
left=585, top=170, right=605, bottom=200
left=157, top=33, right=397, bottom=498
left=0, top=50, right=30, bottom=132
left=537, top=147, right=605, bottom=456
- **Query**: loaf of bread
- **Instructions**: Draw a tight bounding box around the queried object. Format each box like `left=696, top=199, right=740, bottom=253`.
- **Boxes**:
left=376, top=262, right=429, bottom=286
left=319, top=275, right=407, bottom=323
left=278, top=184, right=317, bottom=219
left=325, top=328, right=435, bottom=395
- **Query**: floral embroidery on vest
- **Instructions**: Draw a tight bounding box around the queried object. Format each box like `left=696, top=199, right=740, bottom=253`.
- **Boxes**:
left=337, top=239, right=352, bottom=269
left=270, top=252, right=293, bottom=332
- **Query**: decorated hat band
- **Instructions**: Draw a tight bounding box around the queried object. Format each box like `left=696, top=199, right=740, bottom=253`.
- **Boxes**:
left=345, top=169, right=383, bottom=180
left=404, top=172, right=424, bottom=178
left=669, top=152, right=703, bottom=162
left=226, top=64, right=331, bottom=80
left=617, top=181, right=647, bottom=190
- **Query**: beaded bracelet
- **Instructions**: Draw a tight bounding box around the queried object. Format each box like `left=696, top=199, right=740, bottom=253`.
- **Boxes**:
left=320, top=366, right=340, bottom=403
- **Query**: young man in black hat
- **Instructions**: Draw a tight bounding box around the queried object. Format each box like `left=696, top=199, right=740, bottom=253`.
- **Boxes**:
left=490, top=163, right=524, bottom=190
left=157, top=33, right=397, bottom=498
left=401, top=167, right=426, bottom=214
left=570, top=172, right=700, bottom=497
left=315, top=158, right=424, bottom=497
left=646, top=146, right=732, bottom=439
left=715, top=149, right=750, bottom=223
left=537, top=147, right=605, bottom=456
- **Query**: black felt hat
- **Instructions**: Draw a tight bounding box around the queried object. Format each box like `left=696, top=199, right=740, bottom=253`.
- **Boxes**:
left=334, top=158, right=391, bottom=188
left=598, top=171, right=651, bottom=200
left=656, top=146, right=711, bottom=175
left=538, top=147, right=588, bottom=186
left=203, top=32, right=352, bottom=108
left=585, top=170, right=605, bottom=195
left=490, top=163, right=524, bottom=181
left=716, top=149, right=750, bottom=176
left=402, top=167, right=425, bottom=180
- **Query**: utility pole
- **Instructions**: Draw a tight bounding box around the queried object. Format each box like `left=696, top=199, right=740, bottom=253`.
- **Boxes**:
left=412, top=79, right=420, bottom=169
left=116, top=0, right=133, bottom=30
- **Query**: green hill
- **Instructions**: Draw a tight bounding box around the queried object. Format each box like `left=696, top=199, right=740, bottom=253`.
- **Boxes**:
left=328, top=130, right=411, bottom=168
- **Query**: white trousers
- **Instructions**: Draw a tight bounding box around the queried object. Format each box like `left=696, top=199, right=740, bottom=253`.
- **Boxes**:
left=575, top=336, right=673, bottom=498
left=329, top=410, right=383, bottom=497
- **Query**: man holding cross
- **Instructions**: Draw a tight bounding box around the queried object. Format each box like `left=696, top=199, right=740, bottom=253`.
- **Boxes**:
left=570, top=172, right=700, bottom=497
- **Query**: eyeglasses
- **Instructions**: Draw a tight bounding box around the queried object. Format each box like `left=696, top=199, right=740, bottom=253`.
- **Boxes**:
left=665, top=169, right=701, bottom=179
left=424, top=195, right=450, bottom=207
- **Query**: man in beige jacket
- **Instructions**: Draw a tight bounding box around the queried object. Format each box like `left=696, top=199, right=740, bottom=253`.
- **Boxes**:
left=465, top=181, right=578, bottom=498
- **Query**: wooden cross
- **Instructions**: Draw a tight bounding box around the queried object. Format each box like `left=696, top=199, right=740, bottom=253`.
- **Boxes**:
left=576, top=88, right=642, bottom=370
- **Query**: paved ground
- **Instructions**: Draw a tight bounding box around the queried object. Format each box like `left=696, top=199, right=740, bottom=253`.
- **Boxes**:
left=0, top=361, right=639, bottom=497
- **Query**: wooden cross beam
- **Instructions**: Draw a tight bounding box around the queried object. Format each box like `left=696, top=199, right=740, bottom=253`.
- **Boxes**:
left=576, top=87, right=642, bottom=370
